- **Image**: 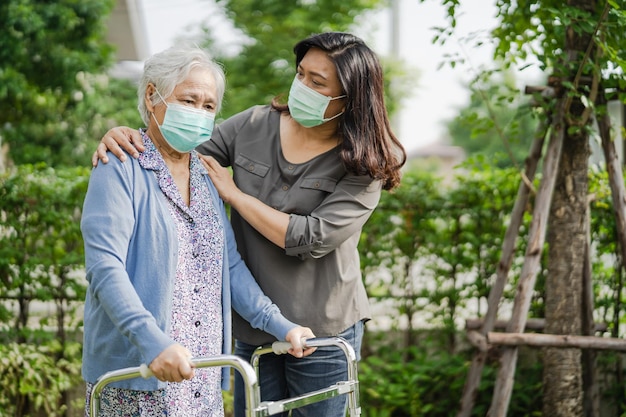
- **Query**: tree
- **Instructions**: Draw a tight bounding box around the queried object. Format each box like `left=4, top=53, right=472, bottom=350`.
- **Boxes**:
left=447, top=68, right=540, bottom=168
left=0, top=0, right=142, bottom=168
left=430, top=0, right=626, bottom=415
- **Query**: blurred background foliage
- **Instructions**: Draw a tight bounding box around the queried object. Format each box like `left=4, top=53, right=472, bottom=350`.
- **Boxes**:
left=0, top=0, right=143, bottom=167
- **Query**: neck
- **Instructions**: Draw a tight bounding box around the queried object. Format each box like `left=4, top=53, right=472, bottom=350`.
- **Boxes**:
left=290, top=116, right=340, bottom=144
left=158, top=143, right=189, bottom=164
left=146, top=126, right=189, bottom=164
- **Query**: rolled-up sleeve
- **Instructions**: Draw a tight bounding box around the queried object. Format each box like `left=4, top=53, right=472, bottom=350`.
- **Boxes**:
left=285, top=174, right=382, bottom=259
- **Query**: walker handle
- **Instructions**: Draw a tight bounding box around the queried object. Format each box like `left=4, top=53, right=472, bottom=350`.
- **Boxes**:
left=139, top=363, right=153, bottom=378
left=272, top=338, right=309, bottom=355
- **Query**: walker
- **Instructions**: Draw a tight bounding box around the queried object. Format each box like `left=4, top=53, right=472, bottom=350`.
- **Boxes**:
left=89, top=337, right=361, bottom=417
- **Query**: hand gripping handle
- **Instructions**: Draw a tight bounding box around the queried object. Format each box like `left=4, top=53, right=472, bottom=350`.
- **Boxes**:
left=271, top=337, right=309, bottom=355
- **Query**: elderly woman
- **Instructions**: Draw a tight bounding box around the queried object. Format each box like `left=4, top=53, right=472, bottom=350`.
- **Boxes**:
left=80, top=46, right=314, bottom=417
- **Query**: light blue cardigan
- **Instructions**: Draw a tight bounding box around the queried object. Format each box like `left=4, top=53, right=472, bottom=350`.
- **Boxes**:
left=81, top=143, right=296, bottom=390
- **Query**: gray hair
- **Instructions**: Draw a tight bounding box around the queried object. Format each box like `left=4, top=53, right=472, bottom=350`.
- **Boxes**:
left=137, top=45, right=226, bottom=125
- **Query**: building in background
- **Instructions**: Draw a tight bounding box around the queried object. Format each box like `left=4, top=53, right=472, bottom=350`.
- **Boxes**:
left=105, top=0, right=148, bottom=80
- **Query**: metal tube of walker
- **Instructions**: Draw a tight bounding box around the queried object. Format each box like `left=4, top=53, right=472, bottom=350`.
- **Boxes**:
left=262, top=337, right=361, bottom=416
left=89, top=355, right=260, bottom=417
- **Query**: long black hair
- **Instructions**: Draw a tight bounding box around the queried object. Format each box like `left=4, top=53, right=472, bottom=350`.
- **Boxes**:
left=273, top=32, right=406, bottom=190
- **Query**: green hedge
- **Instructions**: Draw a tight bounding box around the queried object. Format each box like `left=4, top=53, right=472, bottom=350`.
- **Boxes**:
left=2, top=160, right=626, bottom=415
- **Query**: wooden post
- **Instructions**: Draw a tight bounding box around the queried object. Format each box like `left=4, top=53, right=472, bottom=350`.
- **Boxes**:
left=465, top=318, right=606, bottom=333
left=456, top=121, right=548, bottom=417
left=486, top=332, right=626, bottom=351
left=487, top=97, right=567, bottom=417
left=582, top=205, right=599, bottom=417
left=595, top=92, right=626, bottom=416
left=598, top=93, right=626, bottom=278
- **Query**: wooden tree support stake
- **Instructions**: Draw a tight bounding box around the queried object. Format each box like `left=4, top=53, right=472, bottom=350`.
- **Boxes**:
left=465, top=318, right=607, bottom=333
left=486, top=332, right=626, bottom=352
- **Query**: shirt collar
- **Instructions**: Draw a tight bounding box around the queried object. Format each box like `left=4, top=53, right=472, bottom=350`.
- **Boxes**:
left=138, top=129, right=166, bottom=171
left=138, top=129, right=204, bottom=174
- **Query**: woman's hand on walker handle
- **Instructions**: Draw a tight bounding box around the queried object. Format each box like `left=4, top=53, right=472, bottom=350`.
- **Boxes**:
left=91, top=126, right=144, bottom=167
left=285, top=326, right=316, bottom=358
left=149, top=343, right=195, bottom=382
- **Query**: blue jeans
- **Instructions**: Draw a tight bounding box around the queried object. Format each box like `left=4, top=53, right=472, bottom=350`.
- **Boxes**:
left=233, top=321, right=364, bottom=417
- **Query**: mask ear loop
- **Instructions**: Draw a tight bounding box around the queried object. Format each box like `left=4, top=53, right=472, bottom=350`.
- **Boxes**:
left=145, top=83, right=168, bottom=125
left=323, top=109, right=344, bottom=123
left=149, top=86, right=170, bottom=139
left=153, top=87, right=168, bottom=109
left=323, top=95, right=347, bottom=122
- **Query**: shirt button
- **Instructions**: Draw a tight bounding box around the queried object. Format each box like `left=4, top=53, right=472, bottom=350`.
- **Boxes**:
left=195, top=320, right=201, bottom=327
left=195, top=391, right=201, bottom=398
left=314, top=182, right=320, bottom=188
left=288, top=165, right=294, bottom=170
left=248, top=164, right=255, bottom=171
left=282, top=185, right=289, bottom=191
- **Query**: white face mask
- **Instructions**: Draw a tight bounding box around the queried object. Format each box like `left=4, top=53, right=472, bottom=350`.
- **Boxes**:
left=287, top=76, right=346, bottom=128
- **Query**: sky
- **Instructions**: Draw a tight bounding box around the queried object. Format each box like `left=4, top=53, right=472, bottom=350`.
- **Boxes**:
left=136, top=0, right=532, bottom=154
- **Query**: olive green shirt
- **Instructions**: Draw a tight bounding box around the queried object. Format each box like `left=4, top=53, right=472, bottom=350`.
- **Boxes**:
left=197, top=105, right=379, bottom=345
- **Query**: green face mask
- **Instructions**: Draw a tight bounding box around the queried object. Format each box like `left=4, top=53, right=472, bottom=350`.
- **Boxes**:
left=153, top=89, right=215, bottom=153
left=287, top=76, right=346, bottom=128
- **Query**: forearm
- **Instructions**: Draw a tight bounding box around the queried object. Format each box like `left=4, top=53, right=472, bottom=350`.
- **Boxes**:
left=228, top=190, right=290, bottom=249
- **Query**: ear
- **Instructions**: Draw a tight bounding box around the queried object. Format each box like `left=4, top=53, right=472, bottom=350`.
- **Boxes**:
left=145, top=83, right=157, bottom=113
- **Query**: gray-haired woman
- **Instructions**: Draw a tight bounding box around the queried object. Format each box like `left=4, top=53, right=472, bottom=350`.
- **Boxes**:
left=81, top=45, right=314, bottom=417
